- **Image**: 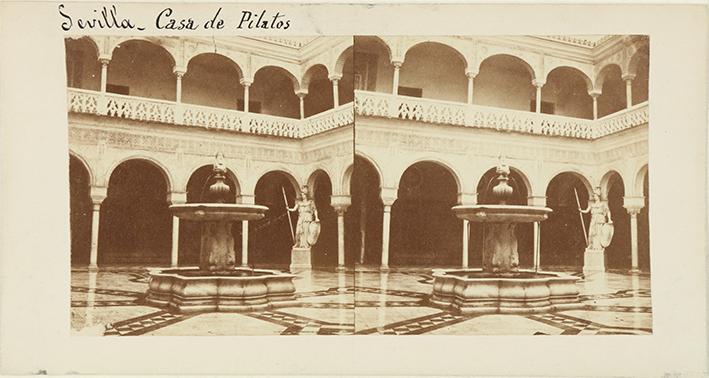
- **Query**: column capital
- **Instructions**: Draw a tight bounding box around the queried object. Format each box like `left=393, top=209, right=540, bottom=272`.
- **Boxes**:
left=532, top=79, right=546, bottom=88
left=391, top=60, right=403, bottom=68
left=173, top=66, right=187, bottom=77
left=622, top=73, right=637, bottom=81
left=295, top=89, right=308, bottom=98
left=465, top=69, right=479, bottom=79
left=330, top=195, right=351, bottom=213
left=527, top=195, right=547, bottom=207
left=328, top=74, right=343, bottom=82
left=90, top=186, right=107, bottom=204
left=588, top=89, right=602, bottom=98
left=168, top=191, right=187, bottom=205
left=623, top=196, right=645, bottom=215
left=98, top=54, right=111, bottom=65
left=380, top=187, right=398, bottom=206
left=240, top=77, right=253, bottom=87
left=625, top=206, right=643, bottom=216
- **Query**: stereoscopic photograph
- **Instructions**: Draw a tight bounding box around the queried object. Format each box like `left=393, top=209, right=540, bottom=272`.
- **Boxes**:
left=67, top=34, right=650, bottom=336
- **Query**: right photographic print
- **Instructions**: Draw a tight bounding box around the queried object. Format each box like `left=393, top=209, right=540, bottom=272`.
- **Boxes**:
left=351, top=35, right=650, bottom=335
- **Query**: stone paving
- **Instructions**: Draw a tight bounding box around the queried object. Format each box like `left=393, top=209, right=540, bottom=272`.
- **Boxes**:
left=71, top=266, right=652, bottom=336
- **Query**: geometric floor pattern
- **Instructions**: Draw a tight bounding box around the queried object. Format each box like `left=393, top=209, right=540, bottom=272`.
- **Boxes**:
left=71, top=267, right=652, bottom=336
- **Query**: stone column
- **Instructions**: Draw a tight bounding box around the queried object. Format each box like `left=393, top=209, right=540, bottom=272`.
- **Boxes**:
left=623, top=74, right=635, bottom=109
left=462, top=219, right=469, bottom=268
left=533, top=221, right=541, bottom=271
left=533, top=80, right=545, bottom=113
left=331, top=195, right=351, bottom=272
left=589, top=90, right=602, bottom=120
left=241, top=221, right=249, bottom=267
left=380, top=188, right=397, bottom=271
left=239, top=193, right=256, bottom=267
left=168, top=192, right=186, bottom=268
left=88, top=186, right=107, bottom=270
left=624, top=196, right=645, bottom=274
left=466, top=71, right=478, bottom=104
left=528, top=195, right=546, bottom=271
left=173, top=68, right=186, bottom=124
left=99, top=58, right=109, bottom=93
left=329, top=74, right=342, bottom=108
left=391, top=61, right=403, bottom=95
left=173, top=68, right=186, bottom=103
left=381, top=204, right=393, bottom=271
left=296, top=89, right=308, bottom=119
left=359, top=197, right=367, bottom=264
left=240, top=78, right=253, bottom=112
left=98, top=57, right=110, bottom=115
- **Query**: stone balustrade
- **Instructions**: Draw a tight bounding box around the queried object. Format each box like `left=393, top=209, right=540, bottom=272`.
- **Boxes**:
left=355, top=90, right=648, bottom=139
left=67, top=88, right=353, bottom=139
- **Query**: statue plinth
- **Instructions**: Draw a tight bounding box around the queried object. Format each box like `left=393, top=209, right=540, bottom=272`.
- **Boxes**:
left=583, top=247, right=606, bottom=274
left=199, top=221, right=236, bottom=271
left=290, top=247, right=312, bottom=272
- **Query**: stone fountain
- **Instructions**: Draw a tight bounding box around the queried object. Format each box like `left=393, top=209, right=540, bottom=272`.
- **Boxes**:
left=145, top=154, right=297, bottom=313
left=430, top=161, right=583, bottom=314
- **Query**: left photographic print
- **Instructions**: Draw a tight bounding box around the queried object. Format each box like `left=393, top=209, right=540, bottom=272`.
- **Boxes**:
left=67, top=36, right=355, bottom=335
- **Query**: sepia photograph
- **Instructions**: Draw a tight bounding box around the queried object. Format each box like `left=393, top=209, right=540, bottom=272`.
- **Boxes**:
left=67, top=35, right=356, bottom=335
left=352, top=35, right=650, bottom=335
left=2, top=2, right=707, bottom=375
left=67, top=34, right=650, bottom=336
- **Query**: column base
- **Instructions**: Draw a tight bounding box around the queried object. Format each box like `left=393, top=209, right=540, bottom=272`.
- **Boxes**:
left=335, top=265, right=346, bottom=272
left=379, top=266, right=390, bottom=272
left=290, top=247, right=312, bottom=273
left=583, top=248, right=606, bottom=274
left=630, top=268, right=641, bottom=274
left=88, top=264, right=99, bottom=272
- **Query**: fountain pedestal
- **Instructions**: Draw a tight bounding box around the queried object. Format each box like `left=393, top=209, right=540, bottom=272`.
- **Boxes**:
left=290, top=247, right=312, bottom=272
left=483, top=223, right=519, bottom=272
left=199, top=221, right=236, bottom=271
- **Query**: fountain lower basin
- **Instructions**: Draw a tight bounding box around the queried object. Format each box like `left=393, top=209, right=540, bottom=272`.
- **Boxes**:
left=146, top=267, right=297, bottom=313
left=430, top=269, right=582, bottom=314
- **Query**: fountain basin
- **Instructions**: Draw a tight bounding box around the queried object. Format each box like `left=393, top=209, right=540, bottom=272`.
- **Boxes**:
left=170, top=203, right=269, bottom=221
left=145, top=267, right=297, bottom=313
left=430, top=269, right=583, bottom=314
left=452, top=205, right=552, bottom=223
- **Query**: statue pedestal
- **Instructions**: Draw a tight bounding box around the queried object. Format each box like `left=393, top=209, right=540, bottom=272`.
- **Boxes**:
left=290, top=247, right=312, bottom=272
left=583, top=248, right=606, bottom=274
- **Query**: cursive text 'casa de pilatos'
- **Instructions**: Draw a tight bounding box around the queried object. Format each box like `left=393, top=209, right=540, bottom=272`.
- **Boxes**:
left=58, top=5, right=291, bottom=31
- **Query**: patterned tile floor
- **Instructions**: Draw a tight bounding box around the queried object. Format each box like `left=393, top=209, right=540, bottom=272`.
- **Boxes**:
left=71, top=266, right=652, bottom=336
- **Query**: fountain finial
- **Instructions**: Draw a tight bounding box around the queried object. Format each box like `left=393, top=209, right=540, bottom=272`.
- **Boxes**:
left=208, top=152, right=231, bottom=203
left=492, top=156, right=513, bottom=205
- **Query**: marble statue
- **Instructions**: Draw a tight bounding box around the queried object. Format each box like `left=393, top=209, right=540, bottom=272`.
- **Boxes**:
left=288, top=185, right=320, bottom=248
left=580, top=187, right=613, bottom=249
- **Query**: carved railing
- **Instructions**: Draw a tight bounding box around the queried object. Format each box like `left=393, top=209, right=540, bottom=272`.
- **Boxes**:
left=67, top=88, right=353, bottom=139
left=303, top=103, right=355, bottom=136
left=595, top=102, right=650, bottom=137
left=355, top=90, right=648, bottom=139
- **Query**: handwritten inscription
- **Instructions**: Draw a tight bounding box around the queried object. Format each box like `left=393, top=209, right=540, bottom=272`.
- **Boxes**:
left=59, top=4, right=145, bottom=31
left=58, top=5, right=291, bottom=31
